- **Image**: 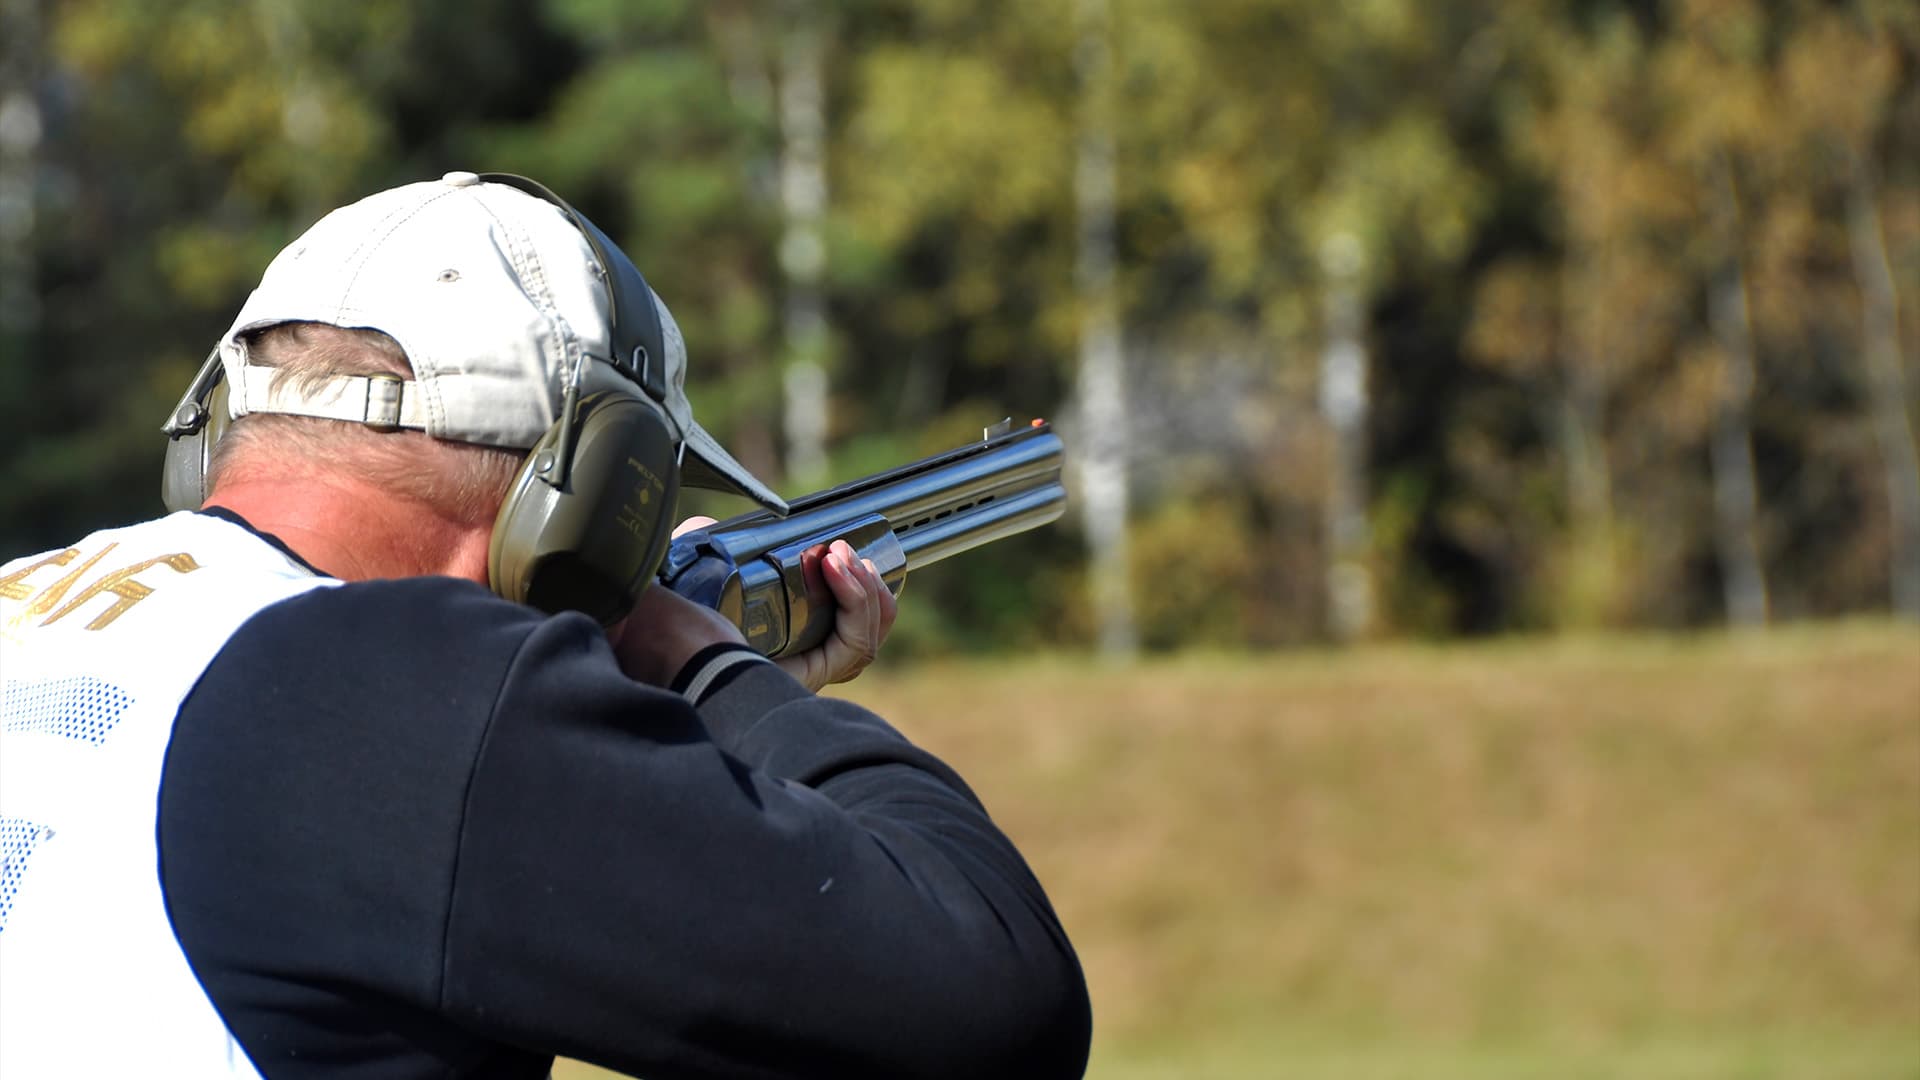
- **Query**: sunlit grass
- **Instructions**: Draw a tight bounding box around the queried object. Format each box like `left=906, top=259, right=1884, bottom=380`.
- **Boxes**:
left=559, top=622, right=1920, bottom=1078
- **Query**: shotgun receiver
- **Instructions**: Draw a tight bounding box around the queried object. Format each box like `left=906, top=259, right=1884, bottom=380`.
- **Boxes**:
left=659, top=420, right=1066, bottom=658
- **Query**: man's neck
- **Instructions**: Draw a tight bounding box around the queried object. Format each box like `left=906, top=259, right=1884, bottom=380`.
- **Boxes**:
left=204, top=474, right=493, bottom=585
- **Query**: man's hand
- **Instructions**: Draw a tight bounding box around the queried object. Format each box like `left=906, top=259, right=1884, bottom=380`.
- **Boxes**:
left=775, top=537, right=899, bottom=692
left=611, top=518, right=897, bottom=694
left=607, top=580, right=747, bottom=688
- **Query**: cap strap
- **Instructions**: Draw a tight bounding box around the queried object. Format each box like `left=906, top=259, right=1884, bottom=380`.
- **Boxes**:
left=236, top=364, right=428, bottom=431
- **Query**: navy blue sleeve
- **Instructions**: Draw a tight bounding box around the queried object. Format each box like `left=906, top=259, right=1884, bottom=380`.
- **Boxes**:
left=161, top=577, right=1089, bottom=1080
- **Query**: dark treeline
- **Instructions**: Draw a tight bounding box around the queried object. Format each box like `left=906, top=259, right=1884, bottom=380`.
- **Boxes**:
left=1, top=0, right=1914, bottom=653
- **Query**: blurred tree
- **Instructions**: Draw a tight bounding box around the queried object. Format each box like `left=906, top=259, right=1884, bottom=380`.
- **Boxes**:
left=1849, top=153, right=1920, bottom=620
left=1073, top=0, right=1138, bottom=657
left=8, top=0, right=1913, bottom=648
left=1655, top=0, right=1775, bottom=628
left=1522, top=12, right=1683, bottom=627
left=1787, top=3, right=1920, bottom=622
left=4, top=0, right=575, bottom=557
left=0, top=0, right=43, bottom=359
left=1731, top=1, right=1920, bottom=622
left=1128, top=0, right=1490, bottom=640
left=776, top=0, right=833, bottom=491
left=1318, top=233, right=1374, bottom=641
left=828, top=1, right=1086, bottom=641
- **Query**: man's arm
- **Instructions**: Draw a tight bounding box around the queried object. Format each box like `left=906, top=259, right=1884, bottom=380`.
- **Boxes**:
left=441, top=607, right=1090, bottom=1079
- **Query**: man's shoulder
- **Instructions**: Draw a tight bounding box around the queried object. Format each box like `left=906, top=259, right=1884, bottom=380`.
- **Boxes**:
left=211, top=574, right=575, bottom=717
left=252, top=573, right=543, bottom=642
left=161, top=579, right=587, bottom=1044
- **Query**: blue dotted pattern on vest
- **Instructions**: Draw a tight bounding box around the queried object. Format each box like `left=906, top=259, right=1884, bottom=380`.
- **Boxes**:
left=1, top=676, right=135, bottom=746
left=0, top=817, right=53, bottom=933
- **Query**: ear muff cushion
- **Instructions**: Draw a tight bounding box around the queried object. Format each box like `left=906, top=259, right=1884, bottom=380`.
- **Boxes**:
left=488, top=392, right=680, bottom=623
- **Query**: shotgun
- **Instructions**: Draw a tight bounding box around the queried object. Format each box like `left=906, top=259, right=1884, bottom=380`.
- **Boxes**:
left=659, top=420, right=1066, bottom=658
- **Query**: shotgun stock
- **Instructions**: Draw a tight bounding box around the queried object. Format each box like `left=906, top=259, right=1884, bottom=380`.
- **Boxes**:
left=659, top=421, right=1066, bottom=658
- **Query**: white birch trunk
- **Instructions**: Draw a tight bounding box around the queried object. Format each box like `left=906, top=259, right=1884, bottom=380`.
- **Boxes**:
left=1706, top=171, right=1769, bottom=627
left=1558, top=259, right=1616, bottom=627
left=1847, top=164, right=1920, bottom=621
left=779, top=4, right=830, bottom=488
left=1319, top=234, right=1373, bottom=642
left=1074, top=0, right=1136, bottom=657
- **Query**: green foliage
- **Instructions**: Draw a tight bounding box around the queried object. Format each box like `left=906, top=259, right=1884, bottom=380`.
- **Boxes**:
left=1124, top=500, right=1262, bottom=651
left=4, top=0, right=1914, bottom=644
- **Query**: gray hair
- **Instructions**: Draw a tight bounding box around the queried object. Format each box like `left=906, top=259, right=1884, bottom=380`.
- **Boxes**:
left=206, top=323, right=523, bottom=527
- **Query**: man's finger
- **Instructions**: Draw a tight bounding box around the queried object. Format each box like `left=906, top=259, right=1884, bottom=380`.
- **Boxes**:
left=822, top=545, right=867, bottom=611
left=864, top=558, right=899, bottom=631
left=672, top=515, right=719, bottom=539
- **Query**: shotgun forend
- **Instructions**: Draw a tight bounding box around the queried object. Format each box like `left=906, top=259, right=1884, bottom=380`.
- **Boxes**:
left=659, top=420, right=1067, bottom=659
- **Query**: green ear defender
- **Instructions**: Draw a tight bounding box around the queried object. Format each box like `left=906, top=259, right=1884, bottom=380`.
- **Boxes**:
left=487, top=389, right=681, bottom=626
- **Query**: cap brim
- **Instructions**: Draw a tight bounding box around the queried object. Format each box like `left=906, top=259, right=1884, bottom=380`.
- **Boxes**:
left=681, top=422, right=789, bottom=516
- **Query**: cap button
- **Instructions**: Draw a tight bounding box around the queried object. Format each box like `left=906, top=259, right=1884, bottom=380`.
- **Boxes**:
left=442, top=171, right=481, bottom=187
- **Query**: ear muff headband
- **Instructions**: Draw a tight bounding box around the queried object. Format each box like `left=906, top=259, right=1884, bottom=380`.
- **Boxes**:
left=475, top=173, right=668, bottom=401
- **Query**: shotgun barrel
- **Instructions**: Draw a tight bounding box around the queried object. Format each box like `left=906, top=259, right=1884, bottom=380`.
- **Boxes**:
left=660, top=421, right=1066, bottom=658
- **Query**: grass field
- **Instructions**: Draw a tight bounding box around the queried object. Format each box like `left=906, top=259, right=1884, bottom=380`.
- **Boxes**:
left=560, top=622, right=1920, bottom=1078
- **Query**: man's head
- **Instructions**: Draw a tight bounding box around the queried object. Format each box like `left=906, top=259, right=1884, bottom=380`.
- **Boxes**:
left=172, top=171, right=785, bottom=619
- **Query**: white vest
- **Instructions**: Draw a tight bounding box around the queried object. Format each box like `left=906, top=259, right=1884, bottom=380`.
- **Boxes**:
left=0, top=512, right=338, bottom=1079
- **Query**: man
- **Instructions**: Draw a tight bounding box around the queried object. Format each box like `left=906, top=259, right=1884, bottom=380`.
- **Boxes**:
left=0, top=172, right=1090, bottom=1079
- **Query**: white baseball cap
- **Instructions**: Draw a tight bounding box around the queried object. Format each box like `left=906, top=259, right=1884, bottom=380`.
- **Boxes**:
left=216, top=170, right=788, bottom=515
